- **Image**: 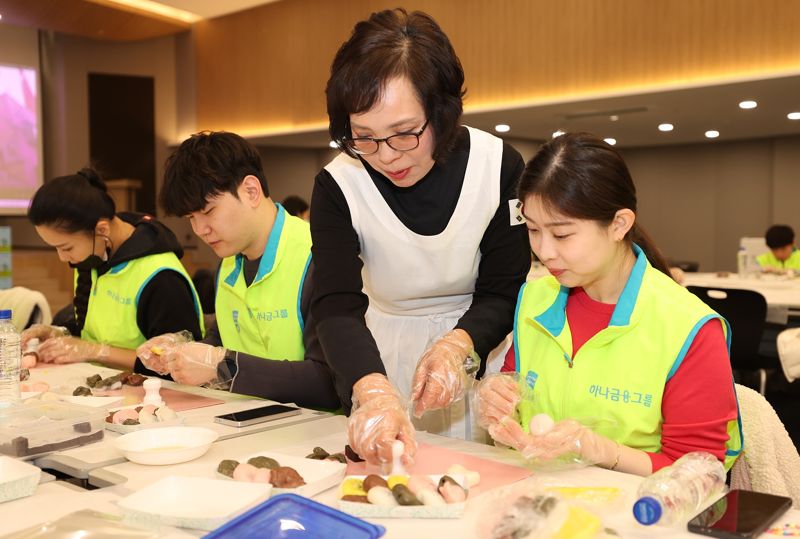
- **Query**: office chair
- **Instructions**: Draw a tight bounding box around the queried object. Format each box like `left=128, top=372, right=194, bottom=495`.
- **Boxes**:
left=688, top=286, right=779, bottom=395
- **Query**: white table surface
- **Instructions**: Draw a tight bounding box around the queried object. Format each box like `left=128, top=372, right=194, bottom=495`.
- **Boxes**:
left=84, top=415, right=800, bottom=539
left=683, top=272, right=800, bottom=309
left=20, top=363, right=331, bottom=478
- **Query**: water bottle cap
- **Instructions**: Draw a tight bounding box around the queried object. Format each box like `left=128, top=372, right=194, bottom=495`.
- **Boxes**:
left=633, top=496, right=662, bottom=525
left=0, top=310, right=11, bottom=320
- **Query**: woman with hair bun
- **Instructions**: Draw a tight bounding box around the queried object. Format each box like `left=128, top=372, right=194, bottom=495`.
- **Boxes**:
left=22, top=168, right=204, bottom=374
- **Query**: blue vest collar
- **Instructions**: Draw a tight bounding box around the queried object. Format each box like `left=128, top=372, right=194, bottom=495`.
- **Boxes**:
left=533, top=243, right=648, bottom=334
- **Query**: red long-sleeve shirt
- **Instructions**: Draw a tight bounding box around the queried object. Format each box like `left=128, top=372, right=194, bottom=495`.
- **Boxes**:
left=502, top=286, right=738, bottom=471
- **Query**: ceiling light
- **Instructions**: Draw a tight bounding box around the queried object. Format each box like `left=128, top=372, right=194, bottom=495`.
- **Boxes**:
left=0, top=13, right=3, bottom=21
left=705, top=130, right=720, bottom=139
left=788, top=112, right=800, bottom=121
left=603, top=138, right=617, bottom=146
left=494, top=124, right=510, bottom=133
left=552, top=130, right=565, bottom=138
left=328, top=141, right=339, bottom=149
left=100, top=0, right=201, bottom=24
left=738, top=100, right=758, bottom=110
left=609, top=115, right=619, bottom=122
left=658, top=123, right=674, bottom=132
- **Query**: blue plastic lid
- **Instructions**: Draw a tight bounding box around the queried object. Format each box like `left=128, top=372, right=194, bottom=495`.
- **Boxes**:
left=632, top=496, right=663, bottom=525
left=0, top=310, right=11, bottom=320
left=204, top=493, right=386, bottom=539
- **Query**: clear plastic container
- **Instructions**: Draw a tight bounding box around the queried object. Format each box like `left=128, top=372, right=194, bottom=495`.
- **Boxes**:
left=737, top=248, right=748, bottom=278
left=0, top=310, right=20, bottom=406
left=632, top=452, right=726, bottom=527
left=0, top=401, right=106, bottom=458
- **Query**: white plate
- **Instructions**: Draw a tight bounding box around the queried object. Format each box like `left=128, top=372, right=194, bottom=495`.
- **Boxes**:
left=117, top=475, right=271, bottom=531
left=0, top=455, right=41, bottom=503
left=114, top=426, right=218, bottom=465
left=217, top=450, right=346, bottom=498
left=337, top=474, right=467, bottom=519
left=61, top=395, right=125, bottom=408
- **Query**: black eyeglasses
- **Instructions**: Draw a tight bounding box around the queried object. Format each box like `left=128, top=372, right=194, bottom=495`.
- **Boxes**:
left=342, top=120, right=429, bottom=155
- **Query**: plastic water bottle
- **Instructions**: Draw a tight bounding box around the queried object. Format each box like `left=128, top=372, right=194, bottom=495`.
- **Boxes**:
left=632, top=452, right=727, bottom=527
left=737, top=247, right=748, bottom=278
left=0, top=310, right=21, bottom=406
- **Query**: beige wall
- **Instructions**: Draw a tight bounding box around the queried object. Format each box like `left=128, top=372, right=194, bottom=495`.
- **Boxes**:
left=622, top=135, right=800, bottom=272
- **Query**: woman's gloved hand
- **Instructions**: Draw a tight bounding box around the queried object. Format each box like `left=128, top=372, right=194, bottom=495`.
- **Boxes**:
left=136, top=331, right=193, bottom=375
left=410, top=329, right=476, bottom=418
left=167, top=342, right=227, bottom=387
left=348, top=373, right=417, bottom=472
left=37, top=336, right=110, bottom=364
left=489, top=417, right=620, bottom=469
left=20, top=324, right=69, bottom=348
left=473, top=372, right=524, bottom=428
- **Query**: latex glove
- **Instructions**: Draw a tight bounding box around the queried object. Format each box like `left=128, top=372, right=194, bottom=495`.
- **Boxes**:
left=37, top=336, right=110, bottom=364
left=410, top=329, right=476, bottom=418
left=473, top=373, right=523, bottom=429
left=348, top=373, right=417, bottom=472
left=136, top=331, right=193, bottom=375
left=20, top=324, right=69, bottom=348
left=168, top=342, right=226, bottom=387
left=489, top=417, right=619, bottom=468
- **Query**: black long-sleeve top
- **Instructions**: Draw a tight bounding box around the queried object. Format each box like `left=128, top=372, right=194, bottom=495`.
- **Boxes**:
left=310, top=127, right=531, bottom=412
left=210, top=257, right=342, bottom=410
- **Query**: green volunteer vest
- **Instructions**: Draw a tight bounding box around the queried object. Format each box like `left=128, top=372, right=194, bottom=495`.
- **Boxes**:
left=80, top=252, right=204, bottom=349
left=756, top=249, right=800, bottom=270
left=514, top=245, right=742, bottom=470
left=215, top=205, right=310, bottom=361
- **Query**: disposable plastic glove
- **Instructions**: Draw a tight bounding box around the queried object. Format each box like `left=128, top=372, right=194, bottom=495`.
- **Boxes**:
left=20, top=324, right=70, bottom=347
left=473, top=373, right=524, bottom=428
left=37, top=336, right=110, bottom=364
left=136, top=331, right=194, bottom=375
left=348, top=373, right=417, bottom=472
left=489, top=417, right=620, bottom=469
left=167, top=342, right=227, bottom=387
left=410, top=329, right=477, bottom=418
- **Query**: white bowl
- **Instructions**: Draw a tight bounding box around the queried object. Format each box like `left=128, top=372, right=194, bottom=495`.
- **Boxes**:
left=114, top=426, right=218, bottom=465
left=0, top=456, right=41, bottom=503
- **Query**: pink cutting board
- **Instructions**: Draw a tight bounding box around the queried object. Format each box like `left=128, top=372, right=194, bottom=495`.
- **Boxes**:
left=98, top=387, right=224, bottom=412
left=346, top=442, right=532, bottom=496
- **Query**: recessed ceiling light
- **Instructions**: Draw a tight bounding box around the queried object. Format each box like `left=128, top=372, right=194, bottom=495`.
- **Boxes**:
left=494, top=124, right=510, bottom=133
left=705, top=130, right=720, bottom=139
left=739, top=100, right=758, bottom=110
left=788, top=112, right=800, bottom=121
left=603, top=138, right=617, bottom=146
left=609, top=115, right=619, bottom=122
left=328, top=141, right=338, bottom=149
left=658, top=123, right=674, bottom=132
left=552, top=130, right=565, bottom=138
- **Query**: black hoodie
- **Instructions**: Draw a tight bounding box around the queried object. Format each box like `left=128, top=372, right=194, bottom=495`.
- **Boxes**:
left=63, top=213, right=203, bottom=376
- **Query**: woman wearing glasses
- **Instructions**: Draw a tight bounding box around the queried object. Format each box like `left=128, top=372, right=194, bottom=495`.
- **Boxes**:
left=310, top=8, right=530, bottom=468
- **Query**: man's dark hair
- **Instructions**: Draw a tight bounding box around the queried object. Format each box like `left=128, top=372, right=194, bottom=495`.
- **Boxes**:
left=161, top=131, right=268, bottom=216
left=765, top=224, right=795, bottom=249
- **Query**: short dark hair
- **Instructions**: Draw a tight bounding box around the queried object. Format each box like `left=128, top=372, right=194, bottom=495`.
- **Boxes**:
left=765, top=225, right=795, bottom=249
left=160, top=131, right=269, bottom=216
left=28, top=168, right=116, bottom=233
left=518, top=132, right=673, bottom=278
left=281, top=195, right=309, bottom=217
left=326, top=8, right=465, bottom=161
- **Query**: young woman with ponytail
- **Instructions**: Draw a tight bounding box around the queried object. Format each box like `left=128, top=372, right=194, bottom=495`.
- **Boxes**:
left=22, top=168, right=204, bottom=374
left=475, top=133, right=741, bottom=476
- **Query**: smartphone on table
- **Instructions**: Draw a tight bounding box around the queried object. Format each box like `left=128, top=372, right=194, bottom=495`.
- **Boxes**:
left=687, top=489, right=792, bottom=538
left=214, top=404, right=302, bottom=427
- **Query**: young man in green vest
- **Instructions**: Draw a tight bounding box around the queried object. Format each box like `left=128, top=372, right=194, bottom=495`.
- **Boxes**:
left=757, top=225, right=800, bottom=272
left=137, top=131, right=340, bottom=410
